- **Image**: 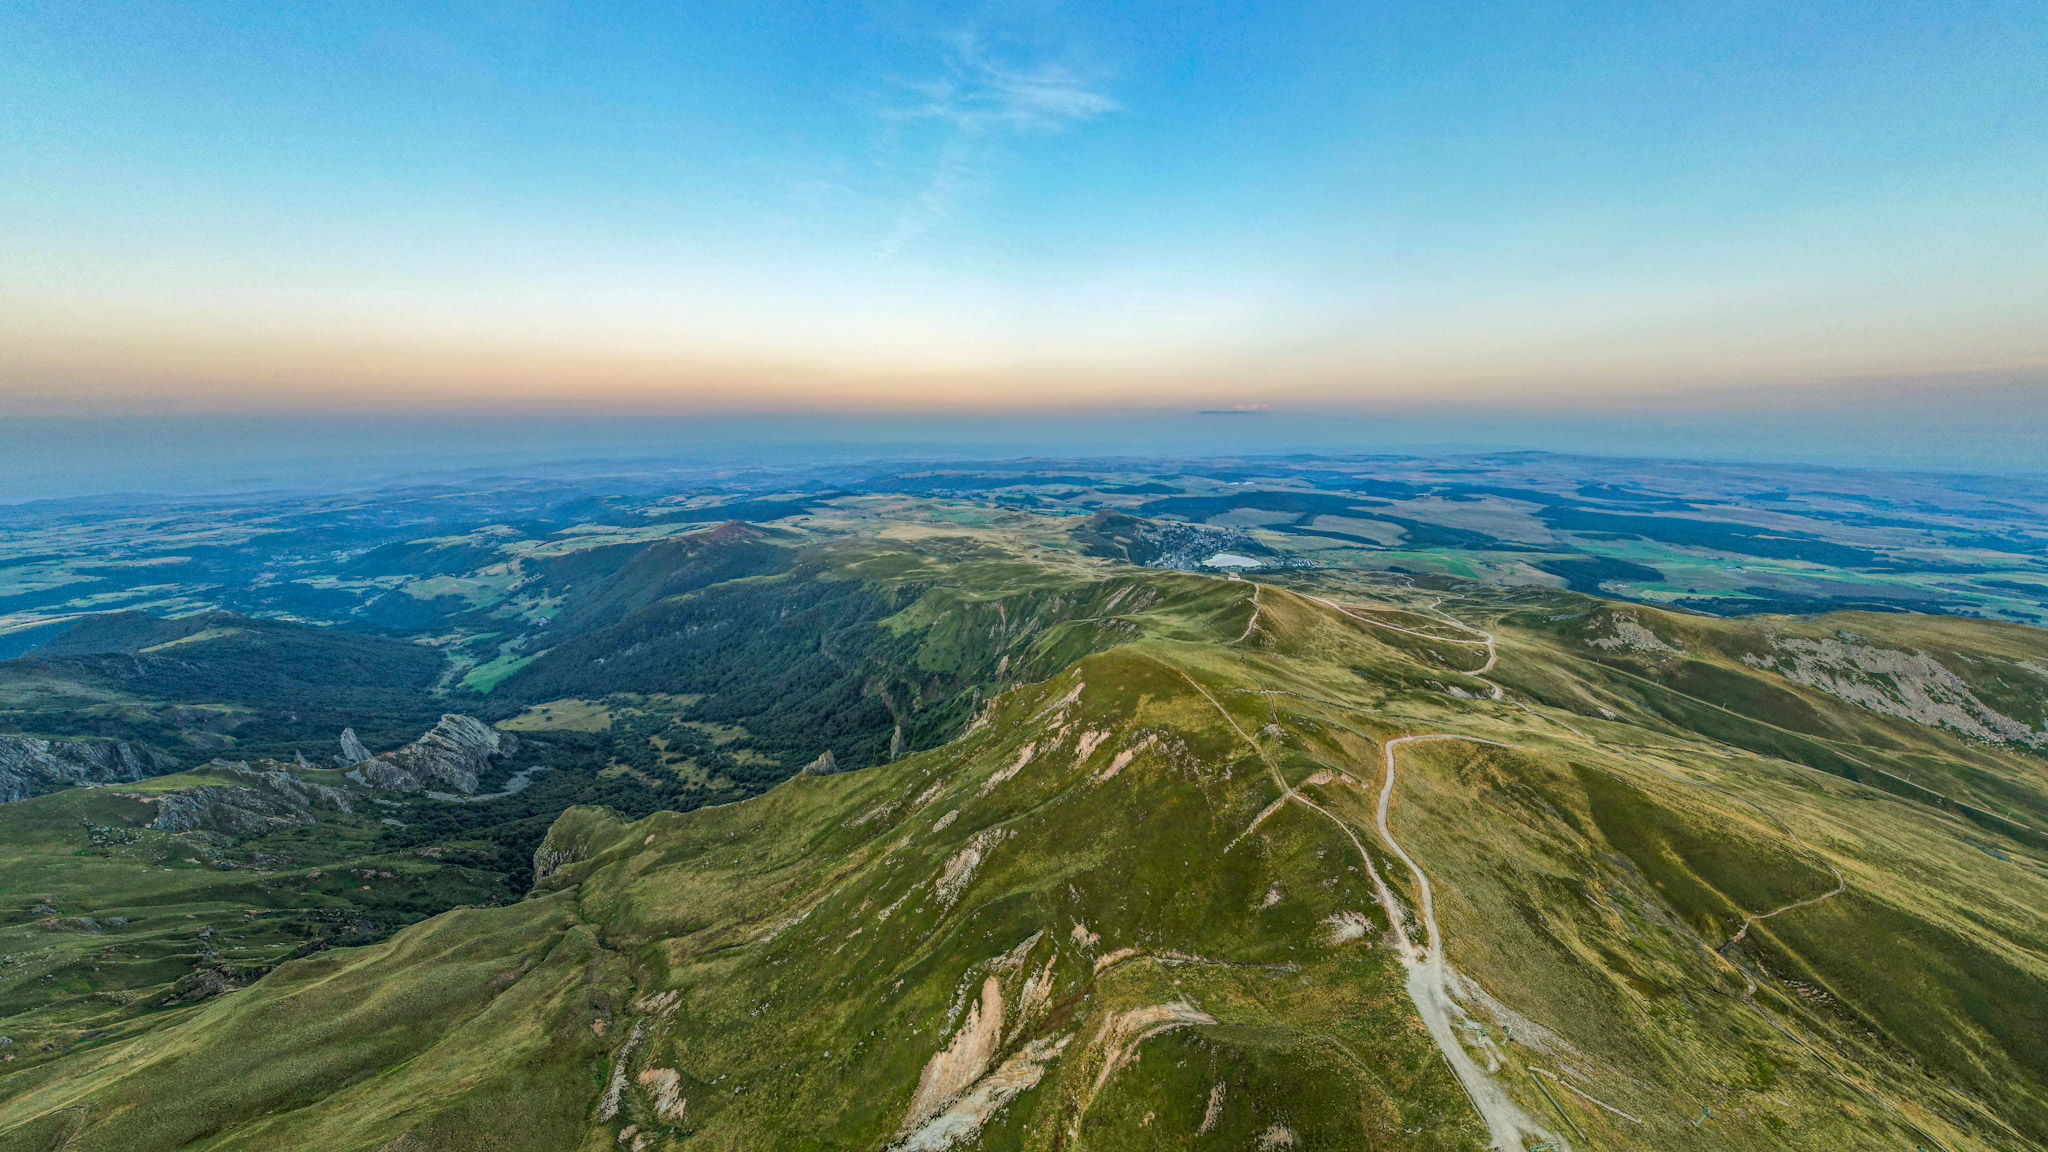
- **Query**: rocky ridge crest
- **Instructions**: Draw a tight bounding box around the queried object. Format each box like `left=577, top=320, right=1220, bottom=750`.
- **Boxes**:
left=347, top=714, right=514, bottom=794
left=0, top=735, right=178, bottom=804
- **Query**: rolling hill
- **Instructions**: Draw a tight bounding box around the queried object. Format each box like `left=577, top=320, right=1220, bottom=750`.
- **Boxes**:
left=0, top=537, right=2041, bottom=1150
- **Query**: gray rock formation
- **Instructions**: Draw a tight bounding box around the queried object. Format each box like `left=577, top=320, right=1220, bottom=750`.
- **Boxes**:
left=351, top=715, right=513, bottom=794
left=220, top=761, right=354, bottom=813
left=157, top=963, right=243, bottom=1005
left=142, top=786, right=306, bottom=836
left=0, top=736, right=177, bottom=803
left=1748, top=637, right=2048, bottom=747
left=133, top=760, right=353, bottom=836
left=336, top=728, right=372, bottom=766
left=803, top=749, right=840, bottom=777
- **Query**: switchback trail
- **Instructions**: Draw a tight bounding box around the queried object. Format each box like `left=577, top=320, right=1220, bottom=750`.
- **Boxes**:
left=1233, top=583, right=1263, bottom=645
left=1327, top=590, right=1848, bottom=950
left=1307, top=593, right=1500, bottom=689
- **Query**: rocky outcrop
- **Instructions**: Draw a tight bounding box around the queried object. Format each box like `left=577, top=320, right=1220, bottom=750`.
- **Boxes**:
left=130, top=760, right=354, bottom=836
left=350, top=715, right=513, bottom=794
left=138, top=785, right=306, bottom=835
left=156, top=963, right=244, bottom=1006
left=901, top=977, right=1006, bottom=1134
left=528, top=806, right=616, bottom=889
left=223, top=761, right=354, bottom=813
left=1748, top=637, right=2048, bottom=747
left=532, top=840, right=578, bottom=886
left=0, top=735, right=178, bottom=803
left=803, top=749, right=841, bottom=777
left=1587, top=612, right=1682, bottom=655
left=337, top=728, right=373, bottom=766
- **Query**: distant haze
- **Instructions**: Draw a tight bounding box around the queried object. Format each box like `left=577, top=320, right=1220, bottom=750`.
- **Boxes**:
left=4, top=377, right=2043, bottom=503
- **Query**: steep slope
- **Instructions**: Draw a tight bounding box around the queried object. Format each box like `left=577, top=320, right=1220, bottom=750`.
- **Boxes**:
left=0, top=567, right=2043, bottom=1151
left=0, top=735, right=176, bottom=803
left=495, top=545, right=1167, bottom=774
left=0, top=761, right=510, bottom=1052
left=0, top=611, right=447, bottom=762
left=1470, top=593, right=2048, bottom=844
left=534, top=521, right=792, bottom=639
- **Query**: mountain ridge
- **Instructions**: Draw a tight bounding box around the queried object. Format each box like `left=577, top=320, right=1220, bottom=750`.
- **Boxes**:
left=0, top=556, right=2041, bottom=1150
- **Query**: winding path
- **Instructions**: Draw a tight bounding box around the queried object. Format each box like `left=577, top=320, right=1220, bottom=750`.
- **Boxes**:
left=1335, top=592, right=1940, bottom=1146
left=1233, top=584, right=1263, bottom=645
left=1305, top=587, right=1883, bottom=1141
left=1175, top=655, right=1563, bottom=1151
left=1209, top=586, right=1898, bottom=1146
left=1324, top=590, right=1849, bottom=953
left=1374, top=735, right=1517, bottom=959
left=1720, top=869, right=1847, bottom=951
left=1307, top=594, right=1500, bottom=691
left=1370, top=734, right=1562, bottom=1152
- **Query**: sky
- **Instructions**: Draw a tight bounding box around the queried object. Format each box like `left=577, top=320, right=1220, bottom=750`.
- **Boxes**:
left=2, top=1, right=2046, bottom=484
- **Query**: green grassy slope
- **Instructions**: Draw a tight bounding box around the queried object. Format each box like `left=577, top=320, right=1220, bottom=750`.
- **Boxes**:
left=494, top=547, right=1173, bottom=773
left=1471, top=594, right=2048, bottom=843
left=0, top=765, right=510, bottom=1055
left=0, top=561, right=2043, bottom=1150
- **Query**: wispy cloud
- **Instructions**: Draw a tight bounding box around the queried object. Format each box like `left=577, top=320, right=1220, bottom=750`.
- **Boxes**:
left=875, top=33, right=1117, bottom=258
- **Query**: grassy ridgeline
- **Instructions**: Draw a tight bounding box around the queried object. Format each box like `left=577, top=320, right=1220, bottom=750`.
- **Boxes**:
left=0, top=563, right=2041, bottom=1150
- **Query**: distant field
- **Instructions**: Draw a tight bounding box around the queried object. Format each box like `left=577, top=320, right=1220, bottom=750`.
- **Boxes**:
left=0, top=452, right=2039, bottom=649
left=497, top=697, right=615, bottom=732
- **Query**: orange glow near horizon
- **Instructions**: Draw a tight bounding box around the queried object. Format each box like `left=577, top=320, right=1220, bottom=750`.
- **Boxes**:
left=9, top=286, right=2048, bottom=419
left=6, top=3, right=2047, bottom=428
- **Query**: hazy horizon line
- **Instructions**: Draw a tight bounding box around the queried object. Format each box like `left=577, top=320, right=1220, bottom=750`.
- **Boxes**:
left=3, top=399, right=2044, bottom=506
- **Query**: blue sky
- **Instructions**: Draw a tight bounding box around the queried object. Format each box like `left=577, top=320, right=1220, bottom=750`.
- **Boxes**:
left=2, top=0, right=2044, bottom=426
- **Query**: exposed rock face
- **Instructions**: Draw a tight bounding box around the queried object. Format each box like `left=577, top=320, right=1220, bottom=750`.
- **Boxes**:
left=157, top=963, right=244, bottom=1006
left=803, top=749, right=840, bottom=776
left=131, top=761, right=354, bottom=836
left=224, top=762, right=354, bottom=813
left=1748, top=637, right=2048, bottom=747
left=901, top=976, right=1006, bottom=1135
left=1588, top=612, right=1682, bottom=655
left=933, top=828, right=1011, bottom=909
left=0, top=735, right=177, bottom=803
left=532, top=841, right=576, bottom=886
left=351, top=715, right=513, bottom=794
left=337, top=728, right=373, bottom=766
left=636, top=1067, right=686, bottom=1121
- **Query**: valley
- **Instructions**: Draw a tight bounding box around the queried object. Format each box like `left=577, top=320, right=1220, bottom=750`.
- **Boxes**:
left=0, top=462, right=2040, bottom=1150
